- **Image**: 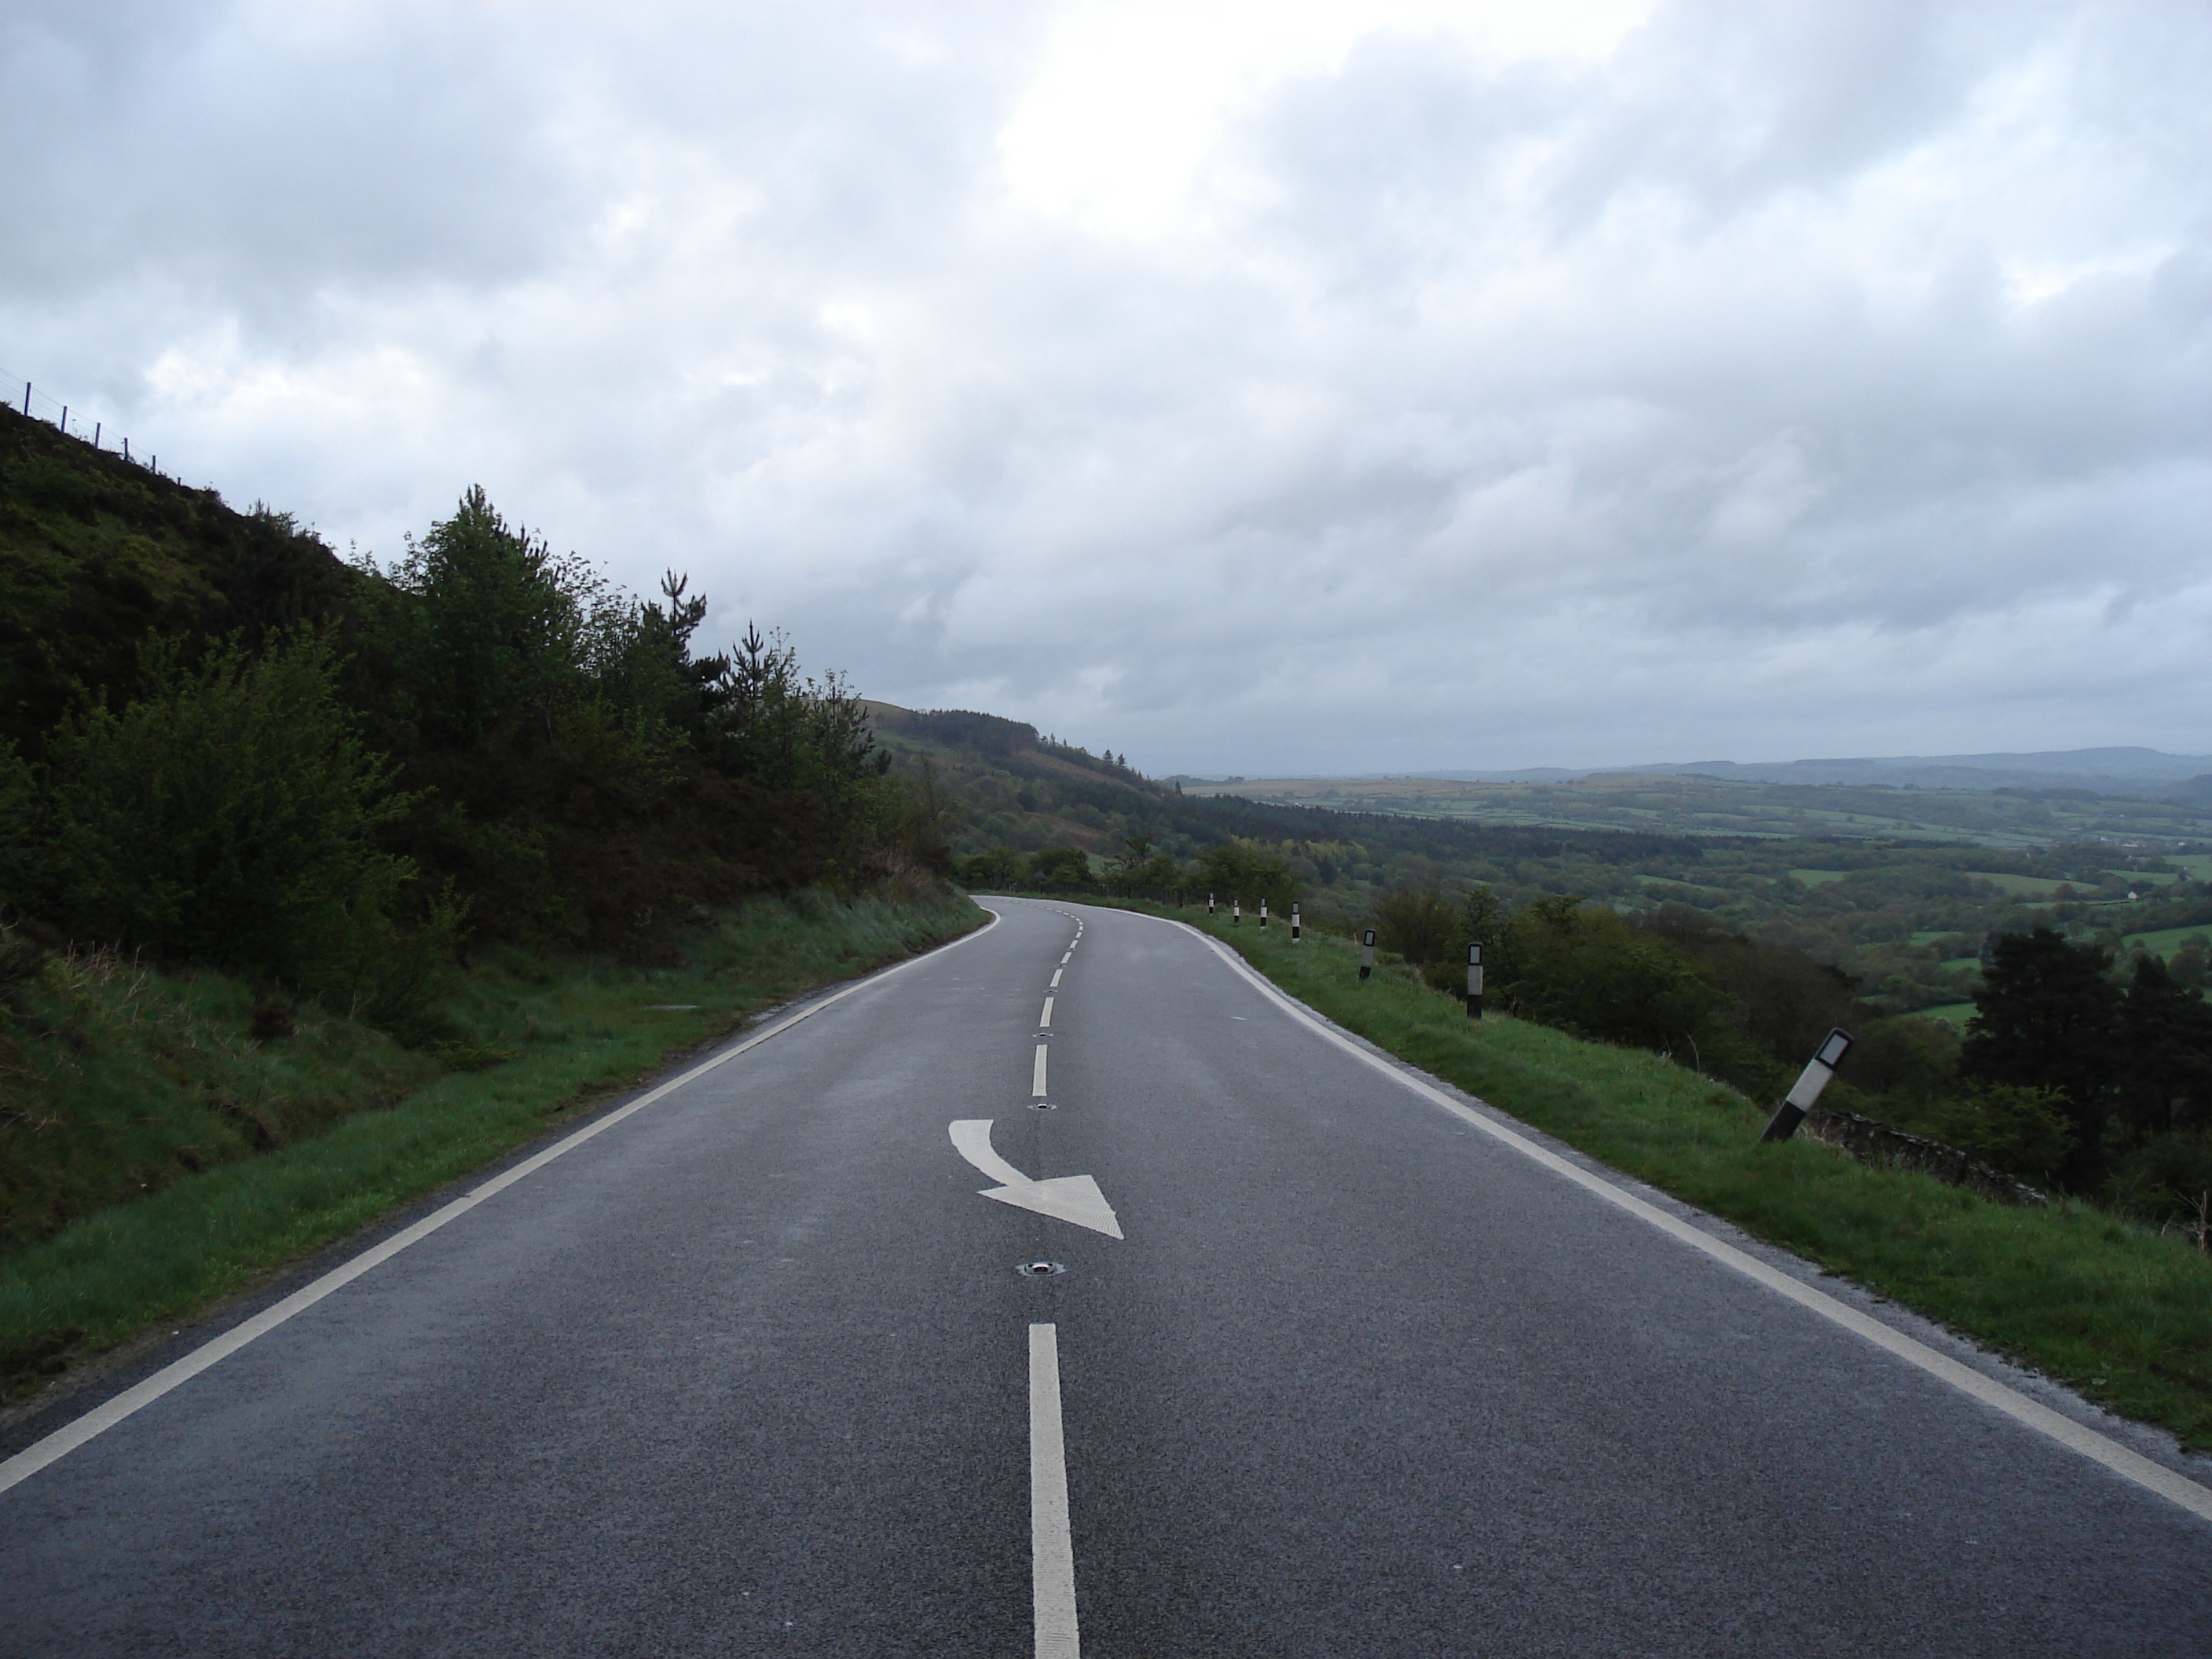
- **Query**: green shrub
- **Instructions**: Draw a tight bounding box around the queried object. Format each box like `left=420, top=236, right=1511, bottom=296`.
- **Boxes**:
left=1375, top=881, right=1463, bottom=972
left=2103, top=1131, right=2212, bottom=1232
left=955, top=846, right=1024, bottom=888
left=1194, top=837, right=1298, bottom=911
left=46, top=632, right=431, bottom=1012
left=1930, top=1082, right=2076, bottom=1186
left=0, top=741, right=49, bottom=914
left=1492, top=895, right=1756, bottom=1082
left=1027, top=846, right=1091, bottom=888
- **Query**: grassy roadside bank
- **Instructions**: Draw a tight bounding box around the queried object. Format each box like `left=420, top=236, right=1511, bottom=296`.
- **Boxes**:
left=1106, top=899, right=2212, bottom=1453
left=0, top=887, right=983, bottom=1405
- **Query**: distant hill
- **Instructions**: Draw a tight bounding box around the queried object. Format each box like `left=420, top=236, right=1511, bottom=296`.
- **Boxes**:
left=1379, top=749, right=2212, bottom=794
left=1592, top=749, right=2212, bottom=796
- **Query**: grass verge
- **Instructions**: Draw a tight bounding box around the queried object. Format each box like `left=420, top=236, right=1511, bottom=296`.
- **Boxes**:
left=0, top=887, right=983, bottom=1404
left=1123, top=901, right=2212, bottom=1453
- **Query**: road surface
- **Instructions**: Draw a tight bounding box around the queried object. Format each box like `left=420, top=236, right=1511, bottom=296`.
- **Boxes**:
left=2, top=896, right=2207, bottom=1655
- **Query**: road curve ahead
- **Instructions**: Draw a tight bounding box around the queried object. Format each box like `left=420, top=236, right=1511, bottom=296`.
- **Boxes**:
left=2, top=897, right=2207, bottom=1656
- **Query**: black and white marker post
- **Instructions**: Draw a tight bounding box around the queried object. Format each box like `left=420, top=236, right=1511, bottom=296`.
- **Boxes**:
left=1291, top=903, right=1302, bottom=943
left=1232, top=899, right=1242, bottom=926
left=1259, top=899, right=1269, bottom=928
left=1466, top=941, right=1484, bottom=1019
left=1208, top=892, right=1216, bottom=917
left=1759, top=1027, right=1856, bottom=1143
left=1360, top=928, right=1377, bottom=982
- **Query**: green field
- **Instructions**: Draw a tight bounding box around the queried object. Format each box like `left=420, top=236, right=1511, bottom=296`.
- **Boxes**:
left=1967, top=871, right=2068, bottom=895
left=1185, top=771, right=2212, bottom=851
left=1914, top=1002, right=1979, bottom=1031
left=2123, top=925, right=2212, bottom=958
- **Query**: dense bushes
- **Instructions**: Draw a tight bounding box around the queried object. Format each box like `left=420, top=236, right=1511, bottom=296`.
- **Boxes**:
left=42, top=635, right=430, bottom=1007
left=0, top=472, right=947, bottom=1033
left=1400, top=897, right=2212, bottom=1221
left=1958, top=928, right=2212, bottom=1206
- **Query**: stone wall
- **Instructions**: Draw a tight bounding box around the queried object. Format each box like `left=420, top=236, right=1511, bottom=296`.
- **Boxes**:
left=1802, top=1106, right=2050, bottom=1207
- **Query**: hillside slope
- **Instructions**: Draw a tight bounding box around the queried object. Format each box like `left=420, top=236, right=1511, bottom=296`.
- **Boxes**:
left=0, top=404, right=353, bottom=755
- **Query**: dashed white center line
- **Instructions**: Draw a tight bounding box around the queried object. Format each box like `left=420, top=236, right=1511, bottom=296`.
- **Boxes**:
left=1032, top=1044, right=1049, bottom=1097
left=1039, top=997, right=1054, bottom=1028
left=1060, top=953, right=1071, bottom=965
left=1049, top=969, right=1062, bottom=988
left=1030, top=1323, right=1081, bottom=1658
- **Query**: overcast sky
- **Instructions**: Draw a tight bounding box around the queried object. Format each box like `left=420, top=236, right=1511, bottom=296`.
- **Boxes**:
left=5, top=1, right=2207, bottom=773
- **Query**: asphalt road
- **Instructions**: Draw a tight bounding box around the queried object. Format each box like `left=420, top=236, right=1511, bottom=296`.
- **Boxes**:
left=2, top=896, right=2208, bottom=1656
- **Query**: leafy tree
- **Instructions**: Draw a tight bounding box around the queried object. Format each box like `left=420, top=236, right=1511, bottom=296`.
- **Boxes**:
left=1196, top=839, right=1298, bottom=911
left=1027, top=846, right=1091, bottom=889
left=2113, top=954, right=2212, bottom=1140
left=1635, top=904, right=1864, bottom=1071
left=45, top=632, right=431, bottom=1007
left=1931, top=1083, right=2076, bottom=1186
left=1840, top=1016, right=1959, bottom=1108
left=1960, top=928, right=2122, bottom=1181
left=1492, top=895, right=1745, bottom=1079
left=955, top=847, right=1024, bottom=889
left=1375, top=882, right=1463, bottom=972
left=362, top=485, right=623, bottom=752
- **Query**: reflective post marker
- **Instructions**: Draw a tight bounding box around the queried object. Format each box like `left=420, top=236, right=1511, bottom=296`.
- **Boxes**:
left=1232, top=899, right=1241, bottom=926
left=1466, top=941, right=1485, bottom=1019
left=1760, top=1027, right=1855, bottom=1142
left=1291, top=903, right=1302, bottom=943
left=1208, top=892, right=1216, bottom=917
left=1360, top=928, right=1376, bottom=982
left=1259, top=899, right=1268, bottom=928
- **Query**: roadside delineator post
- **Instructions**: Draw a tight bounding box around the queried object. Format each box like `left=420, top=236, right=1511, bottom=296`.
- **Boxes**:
left=1360, top=928, right=1376, bottom=982
left=1208, top=892, right=1216, bottom=917
left=1291, top=903, right=1302, bottom=943
left=1466, top=942, right=1485, bottom=1019
left=1232, top=899, right=1241, bottom=926
left=1760, top=1027, right=1856, bottom=1142
left=1259, top=899, right=1268, bottom=928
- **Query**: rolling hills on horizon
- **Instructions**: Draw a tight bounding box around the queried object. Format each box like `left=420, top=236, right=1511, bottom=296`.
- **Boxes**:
left=1214, top=745, right=2212, bottom=798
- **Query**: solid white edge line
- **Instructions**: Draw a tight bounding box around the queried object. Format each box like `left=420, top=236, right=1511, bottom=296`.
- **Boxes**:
left=1086, top=902, right=2212, bottom=1527
left=1032, top=1043, right=1049, bottom=1098
left=1030, top=1322, right=1081, bottom=1659
left=0, top=906, right=1005, bottom=1500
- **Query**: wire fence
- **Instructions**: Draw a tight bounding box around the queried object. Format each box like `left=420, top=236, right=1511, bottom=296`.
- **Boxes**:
left=0, top=361, right=174, bottom=480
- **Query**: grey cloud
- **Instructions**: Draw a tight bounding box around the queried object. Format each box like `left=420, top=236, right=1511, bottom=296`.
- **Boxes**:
left=3, top=1, right=2207, bottom=775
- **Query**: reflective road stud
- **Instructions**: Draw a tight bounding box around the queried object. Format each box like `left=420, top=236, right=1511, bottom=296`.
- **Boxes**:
left=1360, top=928, right=1376, bottom=982
left=1760, top=1027, right=1856, bottom=1142
left=1466, top=942, right=1485, bottom=1019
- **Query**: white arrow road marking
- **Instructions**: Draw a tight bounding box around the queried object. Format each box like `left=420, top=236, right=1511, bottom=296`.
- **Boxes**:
left=950, top=1121, right=1123, bottom=1240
